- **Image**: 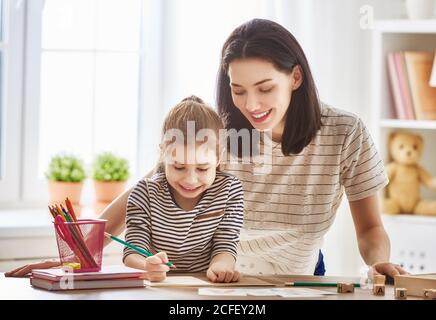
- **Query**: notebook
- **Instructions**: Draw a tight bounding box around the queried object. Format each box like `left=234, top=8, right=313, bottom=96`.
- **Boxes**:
left=31, top=265, right=146, bottom=282
left=30, top=277, right=145, bottom=291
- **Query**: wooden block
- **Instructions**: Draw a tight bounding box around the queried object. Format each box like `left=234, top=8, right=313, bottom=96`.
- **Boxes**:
left=373, top=284, right=385, bottom=296
left=395, top=288, right=407, bottom=299
left=423, top=289, right=436, bottom=300
left=374, top=275, right=386, bottom=285
left=394, top=273, right=436, bottom=297
left=337, top=283, right=354, bottom=293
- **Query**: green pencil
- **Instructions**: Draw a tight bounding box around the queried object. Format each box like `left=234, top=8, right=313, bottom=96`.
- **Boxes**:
left=105, top=232, right=175, bottom=268
left=286, top=281, right=361, bottom=287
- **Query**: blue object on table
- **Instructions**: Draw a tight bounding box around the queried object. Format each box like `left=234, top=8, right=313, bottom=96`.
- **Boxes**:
left=314, top=250, right=326, bottom=276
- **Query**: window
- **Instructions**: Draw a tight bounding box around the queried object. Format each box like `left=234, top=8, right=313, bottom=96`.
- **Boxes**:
left=7, top=0, right=278, bottom=205
left=22, top=0, right=145, bottom=203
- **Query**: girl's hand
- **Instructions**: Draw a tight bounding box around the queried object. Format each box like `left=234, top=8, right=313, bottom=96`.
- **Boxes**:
left=368, top=261, right=409, bottom=280
left=144, top=252, right=170, bottom=282
left=207, top=260, right=240, bottom=283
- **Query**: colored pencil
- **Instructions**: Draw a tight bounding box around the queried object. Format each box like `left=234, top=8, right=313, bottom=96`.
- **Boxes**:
left=104, top=232, right=175, bottom=269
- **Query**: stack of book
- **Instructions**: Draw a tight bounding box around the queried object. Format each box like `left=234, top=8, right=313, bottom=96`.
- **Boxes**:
left=30, top=265, right=146, bottom=291
left=387, top=51, right=436, bottom=120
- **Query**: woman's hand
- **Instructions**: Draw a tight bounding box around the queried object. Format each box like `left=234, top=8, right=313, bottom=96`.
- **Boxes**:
left=368, top=261, right=409, bottom=280
left=143, top=252, right=170, bottom=282
left=207, top=259, right=240, bottom=283
left=4, top=260, right=62, bottom=278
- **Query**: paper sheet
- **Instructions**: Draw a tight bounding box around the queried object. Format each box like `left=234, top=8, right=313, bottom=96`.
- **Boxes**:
left=198, top=287, right=337, bottom=298
left=145, top=275, right=273, bottom=287
left=146, top=276, right=210, bottom=287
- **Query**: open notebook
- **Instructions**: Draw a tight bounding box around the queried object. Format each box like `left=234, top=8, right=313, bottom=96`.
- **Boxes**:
left=145, top=275, right=274, bottom=287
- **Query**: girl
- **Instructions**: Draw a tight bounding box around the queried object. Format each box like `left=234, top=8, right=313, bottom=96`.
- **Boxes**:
left=123, top=96, right=244, bottom=282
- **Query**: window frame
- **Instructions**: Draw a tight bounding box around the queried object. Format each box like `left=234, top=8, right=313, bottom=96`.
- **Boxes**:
left=0, top=0, right=25, bottom=204
left=21, top=0, right=165, bottom=205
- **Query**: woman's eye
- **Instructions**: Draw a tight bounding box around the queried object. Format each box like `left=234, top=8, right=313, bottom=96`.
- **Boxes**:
left=259, top=87, right=273, bottom=93
left=197, top=168, right=208, bottom=172
left=232, top=91, right=245, bottom=96
left=174, top=166, right=184, bottom=171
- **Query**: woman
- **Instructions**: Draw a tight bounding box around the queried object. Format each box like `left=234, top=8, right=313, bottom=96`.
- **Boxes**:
left=6, top=19, right=406, bottom=278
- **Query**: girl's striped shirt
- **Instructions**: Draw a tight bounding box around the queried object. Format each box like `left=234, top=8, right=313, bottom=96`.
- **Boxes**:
left=123, top=171, right=244, bottom=272
left=223, top=103, right=389, bottom=275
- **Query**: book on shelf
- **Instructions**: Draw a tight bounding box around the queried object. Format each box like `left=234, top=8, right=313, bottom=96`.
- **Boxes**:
left=395, top=52, right=415, bottom=120
left=404, top=51, right=436, bottom=120
left=394, top=273, right=436, bottom=297
left=387, top=53, right=408, bottom=120
left=30, top=265, right=146, bottom=291
left=386, top=51, right=436, bottom=121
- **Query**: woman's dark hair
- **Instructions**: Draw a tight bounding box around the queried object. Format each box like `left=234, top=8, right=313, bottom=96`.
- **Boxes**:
left=216, top=18, right=321, bottom=156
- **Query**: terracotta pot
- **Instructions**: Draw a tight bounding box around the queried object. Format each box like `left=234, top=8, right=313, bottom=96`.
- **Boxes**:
left=94, top=181, right=127, bottom=203
left=48, top=181, right=83, bottom=216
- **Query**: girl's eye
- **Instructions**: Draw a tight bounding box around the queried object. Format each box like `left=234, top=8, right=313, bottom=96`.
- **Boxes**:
left=232, top=91, right=245, bottom=96
left=174, top=166, right=184, bottom=171
left=197, top=168, right=208, bottom=172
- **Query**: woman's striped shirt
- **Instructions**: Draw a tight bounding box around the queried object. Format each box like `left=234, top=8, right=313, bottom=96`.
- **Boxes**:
left=123, top=171, right=244, bottom=272
left=222, top=103, right=389, bottom=275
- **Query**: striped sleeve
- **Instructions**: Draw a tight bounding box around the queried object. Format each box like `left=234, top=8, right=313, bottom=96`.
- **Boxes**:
left=211, top=176, right=244, bottom=259
left=122, top=180, right=152, bottom=262
left=340, top=117, right=389, bottom=201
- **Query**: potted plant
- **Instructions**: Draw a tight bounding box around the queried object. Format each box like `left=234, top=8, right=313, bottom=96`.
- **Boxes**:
left=46, top=153, right=86, bottom=215
left=92, top=152, right=130, bottom=213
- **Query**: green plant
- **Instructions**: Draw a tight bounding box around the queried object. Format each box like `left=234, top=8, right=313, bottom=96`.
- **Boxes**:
left=92, top=152, right=130, bottom=182
left=46, top=154, right=86, bottom=182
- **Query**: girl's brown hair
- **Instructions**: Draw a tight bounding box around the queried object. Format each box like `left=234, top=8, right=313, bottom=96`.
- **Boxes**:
left=154, top=95, right=227, bottom=173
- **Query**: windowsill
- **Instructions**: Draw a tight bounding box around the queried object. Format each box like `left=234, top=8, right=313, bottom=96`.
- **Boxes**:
left=0, top=207, right=99, bottom=239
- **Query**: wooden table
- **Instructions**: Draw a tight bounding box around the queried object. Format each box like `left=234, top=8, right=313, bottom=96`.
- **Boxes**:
left=0, top=273, right=418, bottom=300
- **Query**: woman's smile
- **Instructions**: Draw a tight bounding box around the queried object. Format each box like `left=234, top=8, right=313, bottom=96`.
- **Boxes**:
left=250, top=108, right=273, bottom=123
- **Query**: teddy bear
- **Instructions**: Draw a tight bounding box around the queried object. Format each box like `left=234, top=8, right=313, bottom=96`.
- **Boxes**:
left=383, top=131, right=436, bottom=216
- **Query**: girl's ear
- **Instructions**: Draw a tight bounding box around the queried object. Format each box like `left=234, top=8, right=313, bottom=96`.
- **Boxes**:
left=291, top=65, right=303, bottom=91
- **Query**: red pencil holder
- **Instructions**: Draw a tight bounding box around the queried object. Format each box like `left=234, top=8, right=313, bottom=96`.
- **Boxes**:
left=53, top=219, right=107, bottom=273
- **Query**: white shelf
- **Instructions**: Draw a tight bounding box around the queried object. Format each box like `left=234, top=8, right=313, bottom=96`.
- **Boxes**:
left=372, top=21, right=436, bottom=273
left=375, top=19, right=436, bottom=33
left=380, top=119, right=436, bottom=130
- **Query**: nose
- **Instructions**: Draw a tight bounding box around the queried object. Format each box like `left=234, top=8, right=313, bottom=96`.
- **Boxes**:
left=245, top=93, right=261, bottom=112
left=184, top=171, right=199, bottom=185
left=407, top=150, right=412, bottom=157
